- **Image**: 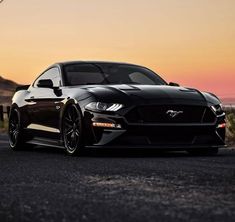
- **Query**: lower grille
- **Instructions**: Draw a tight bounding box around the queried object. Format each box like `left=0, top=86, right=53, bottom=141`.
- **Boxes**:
left=125, top=105, right=216, bottom=124
left=108, top=125, right=223, bottom=146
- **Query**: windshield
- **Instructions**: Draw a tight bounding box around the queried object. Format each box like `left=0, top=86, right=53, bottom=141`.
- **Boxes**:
left=63, top=63, right=167, bottom=86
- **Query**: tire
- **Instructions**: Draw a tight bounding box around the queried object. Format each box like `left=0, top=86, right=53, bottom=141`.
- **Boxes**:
left=8, top=108, right=33, bottom=151
left=62, top=104, right=83, bottom=156
left=187, top=148, right=219, bottom=156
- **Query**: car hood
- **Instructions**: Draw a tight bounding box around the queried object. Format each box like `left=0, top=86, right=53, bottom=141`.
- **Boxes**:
left=82, top=84, right=220, bottom=106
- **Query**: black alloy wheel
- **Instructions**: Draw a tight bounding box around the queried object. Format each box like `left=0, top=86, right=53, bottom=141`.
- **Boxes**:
left=8, top=108, right=34, bottom=150
left=63, top=104, right=83, bottom=155
left=8, top=108, right=20, bottom=148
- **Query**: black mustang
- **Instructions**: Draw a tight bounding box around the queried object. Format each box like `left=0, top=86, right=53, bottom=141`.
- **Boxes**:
left=8, top=61, right=226, bottom=155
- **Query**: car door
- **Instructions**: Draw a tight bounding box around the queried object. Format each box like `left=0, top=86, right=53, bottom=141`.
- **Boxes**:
left=25, top=67, right=65, bottom=137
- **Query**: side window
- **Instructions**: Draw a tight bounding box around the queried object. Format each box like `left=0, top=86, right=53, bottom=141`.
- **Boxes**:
left=64, top=64, right=105, bottom=86
left=34, top=67, right=61, bottom=87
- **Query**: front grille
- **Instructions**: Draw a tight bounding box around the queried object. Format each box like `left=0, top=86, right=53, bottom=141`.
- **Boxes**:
left=125, top=105, right=216, bottom=124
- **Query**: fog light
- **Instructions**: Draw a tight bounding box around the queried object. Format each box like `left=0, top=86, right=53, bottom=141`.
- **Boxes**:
left=92, top=122, right=122, bottom=128
left=217, top=123, right=226, bottom=128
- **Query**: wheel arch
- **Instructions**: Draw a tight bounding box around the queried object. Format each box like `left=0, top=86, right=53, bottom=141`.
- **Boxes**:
left=10, top=103, right=31, bottom=130
left=9, top=103, right=21, bottom=122
left=10, top=103, right=19, bottom=111
left=59, top=98, right=83, bottom=135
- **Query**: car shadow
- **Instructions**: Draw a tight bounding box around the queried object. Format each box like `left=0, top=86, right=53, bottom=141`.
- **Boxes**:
left=28, top=146, right=186, bottom=157
left=18, top=145, right=227, bottom=158
left=82, top=148, right=224, bottom=158
left=86, top=150, right=187, bottom=158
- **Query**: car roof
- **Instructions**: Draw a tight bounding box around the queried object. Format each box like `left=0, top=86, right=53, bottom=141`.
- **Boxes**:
left=56, top=61, right=145, bottom=68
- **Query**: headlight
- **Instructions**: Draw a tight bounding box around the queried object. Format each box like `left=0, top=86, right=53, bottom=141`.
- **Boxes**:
left=85, top=102, right=124, bottom=112
left=211, top=104, right=224, bottom=116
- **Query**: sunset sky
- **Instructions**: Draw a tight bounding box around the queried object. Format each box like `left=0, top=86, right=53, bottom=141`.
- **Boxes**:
left=0, top=0, right=234, bottom=97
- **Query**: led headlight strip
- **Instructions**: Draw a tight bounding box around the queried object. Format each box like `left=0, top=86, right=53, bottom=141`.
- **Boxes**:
left=211, top=104, right=225, bottom=117
left=85, top=102, right=123, bottom=112
left=106, top=104, right=123, bottom=111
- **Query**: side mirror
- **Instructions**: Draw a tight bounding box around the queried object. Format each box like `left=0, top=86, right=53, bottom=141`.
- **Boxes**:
left=37, top=79, right=54, bottom=88
left=169, top=82, right=180, bottom=87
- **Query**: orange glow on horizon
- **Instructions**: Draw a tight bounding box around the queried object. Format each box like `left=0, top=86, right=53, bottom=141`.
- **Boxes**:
left=0, top=0, right=234, bottom=97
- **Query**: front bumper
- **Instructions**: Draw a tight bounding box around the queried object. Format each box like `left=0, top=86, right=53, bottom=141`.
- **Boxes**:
left=83, top=110, right=226, bottom=149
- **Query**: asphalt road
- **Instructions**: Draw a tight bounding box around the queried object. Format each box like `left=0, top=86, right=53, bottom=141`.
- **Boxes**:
left=0, top=134, right=235, bottom=222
